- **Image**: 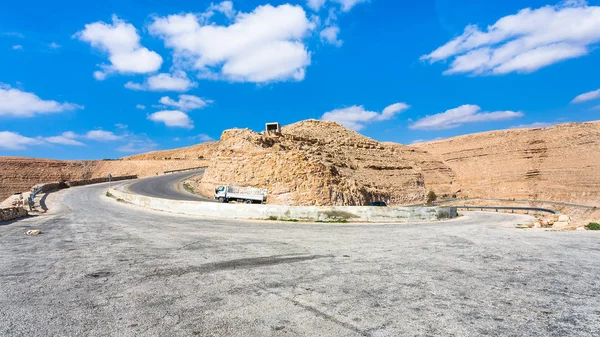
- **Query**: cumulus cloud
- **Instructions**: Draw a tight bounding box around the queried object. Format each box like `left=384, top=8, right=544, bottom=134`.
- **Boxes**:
left=49, top=42, right=61, bottom=49
left=421, top=1, right=600, bottom=75
left=202, top=1, right=236, bottom=20
left=321, top=102, right=410, bottom=130
left=117, top=138, right=158, bottom=153
left=12, top=45, right=23, bottom=50
left=45, top=132, right=85, bottom=146
left=410, top=105, right=523, bottom=130
left=510, top=122, right=554, bottom=129
left=189, top=134, right=214, bottom=142
left=75, top=15, right=163, bottom=79
left=0, top=83, right=82, bottom=118
left=320, top=25, right=342, bottom=46
left=148, top=110, right=194, bottom=129
left=307, top=0, right=327, bottom=11
left=0, top=131, right=43, bottom=150
left=85, top=130, right=122, bottom=141
left=308, top=0, right=367, bottom=12
left=135, top=104, right=146, bottom=110
left=571, top=88, right=600, bottom=103
left=149, top=4, right=314, bottom=83
left=125, top=72, right=196, bottom=92
left=159, top=95, right=212, bottom=111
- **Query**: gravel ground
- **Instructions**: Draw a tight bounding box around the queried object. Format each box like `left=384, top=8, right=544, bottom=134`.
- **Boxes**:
left=1, top=182, right=599, bottom=336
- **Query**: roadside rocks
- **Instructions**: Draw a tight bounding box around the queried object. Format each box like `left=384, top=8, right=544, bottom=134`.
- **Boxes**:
left=0, top=207, right=28, bottom=222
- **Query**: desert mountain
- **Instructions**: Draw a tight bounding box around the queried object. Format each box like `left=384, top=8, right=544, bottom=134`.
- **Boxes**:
left=411, top=121, right=600, bottom=207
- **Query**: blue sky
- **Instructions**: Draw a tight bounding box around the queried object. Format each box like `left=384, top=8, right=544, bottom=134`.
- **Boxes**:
left=1, top=0, right=599, bottom=159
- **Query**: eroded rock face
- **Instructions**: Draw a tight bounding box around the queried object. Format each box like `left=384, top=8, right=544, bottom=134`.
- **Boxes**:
left=412, top=121, right=600, bottom=206
left=196, top=120, right=453, bottom=206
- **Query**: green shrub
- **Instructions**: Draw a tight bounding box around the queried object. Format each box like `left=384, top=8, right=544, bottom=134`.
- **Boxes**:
left=426, top=191, right=437, bottom=205
left=451, top=194, right=457, bottom=199
left=106, top=192, right=114, bottom=198
left=267, top=216, right=278, bottom=221
left=586, top=223, right=600, bottom=230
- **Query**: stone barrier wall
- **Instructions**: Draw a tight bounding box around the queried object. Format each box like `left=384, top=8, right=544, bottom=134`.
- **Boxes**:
left=66, top=175, right=137, bottom=187
left=109, top=187, right=458, bottom=223
left=0, top=207, right=28, bottom=222
left=31, top=176, right=137, bottom=193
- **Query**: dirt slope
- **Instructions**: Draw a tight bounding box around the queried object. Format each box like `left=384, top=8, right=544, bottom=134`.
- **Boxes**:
left=412, top=121, right=600, bottom=207
left=194, top=120, right=454, bottom=206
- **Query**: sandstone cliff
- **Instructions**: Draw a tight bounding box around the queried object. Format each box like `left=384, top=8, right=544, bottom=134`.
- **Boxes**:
left=194, top=120, right=454, bottom=206
left=412, top=121, right=600, bottom=207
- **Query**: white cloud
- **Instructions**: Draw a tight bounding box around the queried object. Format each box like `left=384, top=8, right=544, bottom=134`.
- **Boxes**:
left=85, top=130, right=122, bottom=141
left=49, top=42, right=61, bottom=49
left=321, top=102, right=410, bottom=130
left=307, top=0, right=327, bottom=11
left=410, top=137, right=445, bottom=144
left=334, top=0, right=368, bottom=12
left=159, top=95, right=212, bottom=111
left=117, top=138, right=158, bottom=153
left=148, top=110, right=194, bottom=129
left=136, top=104, right=146, bottom=110
left=320, top=25, right=342, bottom=47
left=12, top=45, right=23, bottom=50
left=125, top=72, right=196, bottom=92
left=410, top=105, right=524, bottom=130
left=115, top=123, right=128, bottom=129
left=0, top=131, right=43, bottom=150
left=189, top=134, right=214, bottom=142
left=571, top=88, right=600, bottom=103
left=75, top=15, right=163, bottom=79
left=44, top=132, right=85, bottom=146
left=149, top=4, right=314, bottom=83
left=0, top=83, right=82, bottom=118
left=421, top=1, right=600, bottom=75
left=202, top=1, right=236, bottom=20
left=510, top=122, right=554, bottom=129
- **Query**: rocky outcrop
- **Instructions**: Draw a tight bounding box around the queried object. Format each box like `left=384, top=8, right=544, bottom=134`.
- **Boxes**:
left=195, top=120, right=453, bottom=206
left=0, top=207, right=27, bottom=222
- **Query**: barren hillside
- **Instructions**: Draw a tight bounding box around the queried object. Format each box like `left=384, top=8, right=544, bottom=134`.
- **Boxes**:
left=412, top=121, right=600, bottom=206
left=193, top=120, right=454, bottom=206
left=123, top=142, right=218, bottom=160
left=0, top=157, right=208, bottom=200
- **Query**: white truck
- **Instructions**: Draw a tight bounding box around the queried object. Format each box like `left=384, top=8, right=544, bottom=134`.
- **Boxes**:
left=214, top=185, right=267, bottom=204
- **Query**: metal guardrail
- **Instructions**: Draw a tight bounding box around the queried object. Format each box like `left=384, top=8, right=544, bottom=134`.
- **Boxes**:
left=457, top=206, right=558, bottom=214
left=164, top=166, right=208, bottom=174
left=27, top=187, right=42, bottom=211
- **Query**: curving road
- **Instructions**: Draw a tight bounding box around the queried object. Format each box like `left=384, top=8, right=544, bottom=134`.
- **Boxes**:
left=0, top=181, right=599, bottom=336
left=125, top=169, right=215, bottom=202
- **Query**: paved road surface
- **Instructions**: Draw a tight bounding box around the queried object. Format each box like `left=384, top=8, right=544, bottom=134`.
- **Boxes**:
left=126, top=169, right=214, bottom=202
left=1, top=182, right=599, bottom=336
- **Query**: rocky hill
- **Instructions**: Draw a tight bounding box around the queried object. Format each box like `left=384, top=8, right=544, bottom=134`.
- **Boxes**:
left=193, top=120, right=454, bottom=206
left=411, top=121, right=600, bottom=207
left=0, top=157, right=208, bottom=201
left=123, top=142, right=218, bottom=161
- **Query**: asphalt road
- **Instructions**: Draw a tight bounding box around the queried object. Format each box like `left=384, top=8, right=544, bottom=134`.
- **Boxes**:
left=1, top=182, right=599, bottom=336
left=126, top=170, right=214, bottom=202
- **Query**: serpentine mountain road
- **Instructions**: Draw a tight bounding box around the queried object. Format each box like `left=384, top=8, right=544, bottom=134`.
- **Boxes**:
left=125, top=170, right=214, bottom=202
left=0, top=180, right=599, bottom=336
